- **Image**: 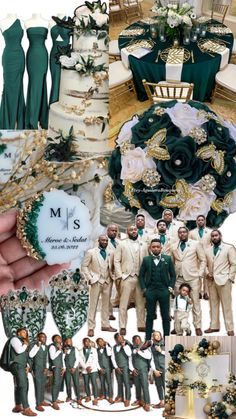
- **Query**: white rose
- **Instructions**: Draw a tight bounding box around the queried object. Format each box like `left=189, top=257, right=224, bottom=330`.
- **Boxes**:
left=226, top=408, right=233, bottom=416
left=75, top=63, right=83, bottom=72
left=116, top=116, right=139, bottom=147
left=75, top=5, right=92, bottom=17
left=59, top=55, right=77, bottom=68
left=178, top=185, right=216, bottom=221
left=165, top=103, right=208, bottom=136
left=91, top=10, right=108, bottom=27
left=121, top=147, right=156, bottom=183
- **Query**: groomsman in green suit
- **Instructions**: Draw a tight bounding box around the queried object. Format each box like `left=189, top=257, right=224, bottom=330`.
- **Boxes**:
left=111, top=333, right=132, bottom=407
left=150, top=331, right=165, bottom=409
left=96, top=338, right=114, bottom=404
left=29, top=332, right=50, bottom=412
left=130, top=335, right=152, bottom=412
left=63, top=337, right=81, bottom=405
left=139, top=239, right=176, bottom=340
left=49, top=335, right=65, bottom=411
left=9, top=328, right=37, bottom=417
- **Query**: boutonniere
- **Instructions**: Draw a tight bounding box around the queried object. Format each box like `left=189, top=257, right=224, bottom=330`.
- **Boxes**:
left=161, top=258, right=165, bottom=262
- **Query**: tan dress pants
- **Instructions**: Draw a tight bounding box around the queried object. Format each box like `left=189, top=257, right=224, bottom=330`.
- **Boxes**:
left=208, top=279, right=234, bottom=332
left=88, top=281, right=112, bottom=329
left=119, top=275, right=145, bottom=329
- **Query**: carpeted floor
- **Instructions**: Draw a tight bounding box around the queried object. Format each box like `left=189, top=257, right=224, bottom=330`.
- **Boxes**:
left=109, top=1, right=236, bottom=135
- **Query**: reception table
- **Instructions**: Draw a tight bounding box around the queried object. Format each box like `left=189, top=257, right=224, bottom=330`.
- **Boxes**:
left=118, top=19, right=234, bottom=101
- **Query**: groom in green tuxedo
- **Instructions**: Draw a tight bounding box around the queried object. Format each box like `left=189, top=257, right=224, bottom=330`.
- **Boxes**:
left=139, top=239, right=176, bottom=340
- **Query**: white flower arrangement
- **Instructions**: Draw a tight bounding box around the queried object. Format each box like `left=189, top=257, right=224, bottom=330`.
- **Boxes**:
left=151, top=1, right=195, bottom=34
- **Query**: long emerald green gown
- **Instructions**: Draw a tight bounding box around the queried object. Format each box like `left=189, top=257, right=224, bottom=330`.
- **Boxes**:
left=49, top=18, right=71, bottom=104
left=0, top=19, right=25, bottom=129
left=25, top=27, right=48, bottom=129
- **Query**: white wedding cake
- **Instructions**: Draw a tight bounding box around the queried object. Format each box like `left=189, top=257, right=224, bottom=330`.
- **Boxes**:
left=47, top=1, right=109, bottom=159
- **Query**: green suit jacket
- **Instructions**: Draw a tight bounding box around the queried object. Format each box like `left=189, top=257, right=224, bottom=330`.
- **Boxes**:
left=139, top=254, right=176, bottom=291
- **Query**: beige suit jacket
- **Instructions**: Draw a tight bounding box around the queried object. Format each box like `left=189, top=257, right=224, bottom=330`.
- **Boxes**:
left=156, top=219, right=184, bottom=241
left=189, top=227, right=212, bottom=249
left=205, top=242, right=236, bottom=286
left=114, top=239, right=148, bottom=280
left=81, top=247, right=112, bottom=284
left=170, top=239, right=206, bottom=281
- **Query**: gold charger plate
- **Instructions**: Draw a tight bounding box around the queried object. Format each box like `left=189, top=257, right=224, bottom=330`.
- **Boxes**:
left=160, top=47, right=190, bottom=64
left=198, top=38, right=227, bottom=54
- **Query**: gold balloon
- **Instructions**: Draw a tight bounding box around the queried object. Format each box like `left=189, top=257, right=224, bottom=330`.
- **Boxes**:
left=170, top=409, right=175, bottom=415
left=165, top=403, right=171, bottom=412
left=203, top=404, right=212, bottom=414
left=212, top=341, right=220, bottom=350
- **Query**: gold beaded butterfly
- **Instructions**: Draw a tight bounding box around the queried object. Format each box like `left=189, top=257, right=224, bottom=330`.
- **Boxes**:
left=195, top=144, right=225, bottom=175
left=123, top=181, right=141, bottom=208
left=160, top=179, right=192, bottom=209
left=145, top=128, right=170, bottom=160
left=211, top=192, right=233, bottom=214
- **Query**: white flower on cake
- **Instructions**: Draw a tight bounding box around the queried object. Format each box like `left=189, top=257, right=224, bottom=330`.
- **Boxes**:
left=91, top=10, right=108, bottom=27
left=116, top=116, right=139, bottom=147
left=165, top=103, right=208, bottom=136
left=178, top=184, right=216, bottom=220
left=75, top=6, right=92, bottom=17
left=120, top=147, right=156, bottom=183
left=59, top=55, right=78, bottom=68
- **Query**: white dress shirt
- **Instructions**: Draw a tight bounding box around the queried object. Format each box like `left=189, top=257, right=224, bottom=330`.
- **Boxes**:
left=174, top=295, right=192, bottom=312
left=10, top=337, right=27, bottom=354
left=49, top=345, right=64, bottom=367
left=129, top=348, right=152, bottom=371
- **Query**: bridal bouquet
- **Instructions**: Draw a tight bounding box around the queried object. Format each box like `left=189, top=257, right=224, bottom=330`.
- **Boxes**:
left=151, top=1, right=196, bottom=40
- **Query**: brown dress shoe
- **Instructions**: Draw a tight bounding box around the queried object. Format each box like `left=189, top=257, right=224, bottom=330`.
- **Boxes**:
left=195, top=328, right=203, bottom=336
left=171, top=329, right=176, bottom=335
left=85, top=396, right=91, bottom=403
left=66, top=397, right=72, bottom=402
left=137, top=327, right=146, bottom=332
left=108, top=398, right=114, bottom=404
left=127, top=302, right=135, bottom=309
left=203, top=293, right=209, bottom=300
left=36, top=406, right=44, bottom=412
left=227, top=331, right=235, bottom=336
left=101, top=326, right=117, bottom=332
left=56, top=399, right=64, bottom=404
left=114, top=397, right=123, bottom=403
left=131, top=400, right=142, bottom=406
left=120, top=328, right=126, bottom=335
left=88, top=329, right=94, bottom=337
left=124, top=400, right=130, bottom=407
left=204, top=328, right=220, bottom=333
left=109, top=315, right=116, bottom=321
left=41, top=402, right=50, bottom=407
left=52, top=402, right=60, bottom=410
left=143, top=404, right=151, bottom=411
left=22, top=408, right=37, bottom=417
left=92, top=398, right=98, bottom=406
left=12, top=405, right=23, bottom=413
left=77, top=398, right=83, bottom=405
left=98, top=395, right=106, bottom=400
left=153, top=401, right=165, bottom=408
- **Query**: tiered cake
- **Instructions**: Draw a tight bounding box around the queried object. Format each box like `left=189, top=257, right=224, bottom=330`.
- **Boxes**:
left=48, top=1, right=109, bottom=158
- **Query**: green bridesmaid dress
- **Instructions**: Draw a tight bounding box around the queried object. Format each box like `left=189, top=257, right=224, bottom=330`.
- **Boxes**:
left=0, top=19, right=25, bottom=129
left=25, top=27, right=48, bottom=129
left=49, top=18, right=71, bottom=104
